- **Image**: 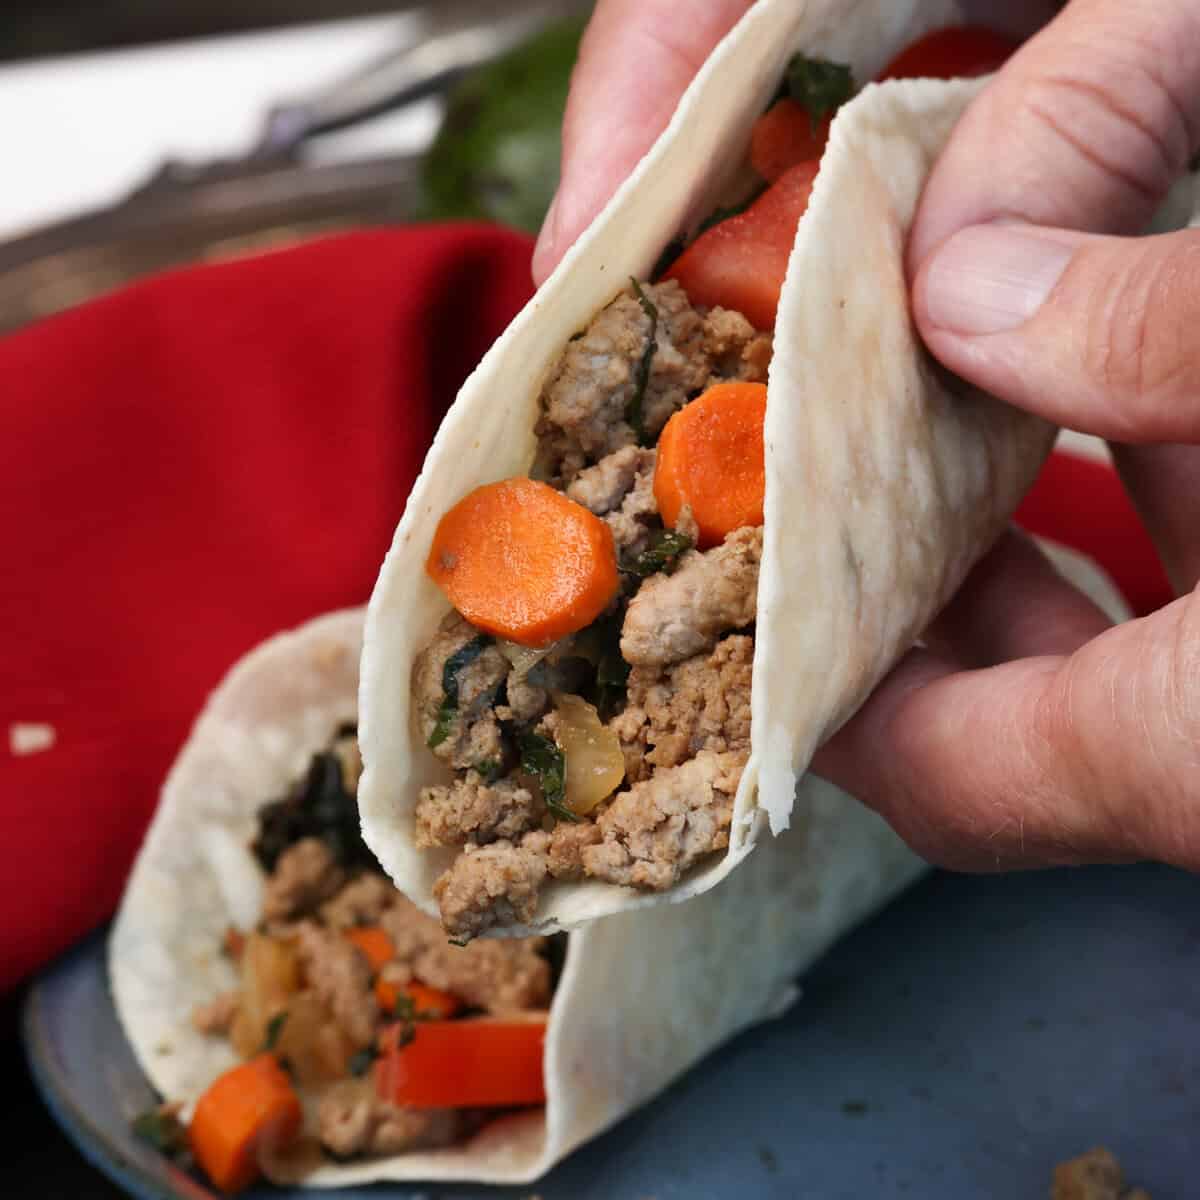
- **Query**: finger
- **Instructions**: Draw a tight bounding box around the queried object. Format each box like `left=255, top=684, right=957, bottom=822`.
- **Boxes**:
left=814, top=590, right=1200, bottom=875
left=914, top=224, right=1200, bottom=444
left=531, top=0, right=752, bottom=284
left=909, top=0, right=1200, bottom=270
left=1109, top=443, right=1200, bottom=596
left=922, top=528, right=1112, bottom=668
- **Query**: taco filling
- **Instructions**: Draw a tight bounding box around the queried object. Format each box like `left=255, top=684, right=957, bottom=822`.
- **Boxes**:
left=409, top=30, right=1020, bottom=939
left=137, top=727, right=560, bottom=1193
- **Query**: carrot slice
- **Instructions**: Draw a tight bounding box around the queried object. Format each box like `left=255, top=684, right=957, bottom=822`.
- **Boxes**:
left=188, top=1054, right=302, bottom=1194
left=426, top=477, right=619, bottom=647
left=344, top=926, right=395, bottom=974
left=663, top=161, right=818, bottom=330
left=654, top=382, right=767, bottom=549
left=375, top=1017, right=546, bottom=1109
left=377, top=978, right=464, bottom=1019
left=750, top=98, right=831, bottom=181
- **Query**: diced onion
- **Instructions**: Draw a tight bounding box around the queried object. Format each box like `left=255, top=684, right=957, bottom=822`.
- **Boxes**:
left=553, top=693, right=625, bottom=815
left=497, top=638, right=557, bottom=679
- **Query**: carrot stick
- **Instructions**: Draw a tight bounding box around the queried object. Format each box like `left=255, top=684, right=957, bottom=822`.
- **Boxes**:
left=750, top=98, right=831, bottom=181
left=188, top=1054, right=302, bottom=1194
left=426, top=477, right=619, bottom=647
left=343, top=926, right=395, bottom=974
left=654, top=382, right=767, bottom=549
left=376, top=978, right=464, bottom=1019
left=375, top=1017, right=546, bottom=1109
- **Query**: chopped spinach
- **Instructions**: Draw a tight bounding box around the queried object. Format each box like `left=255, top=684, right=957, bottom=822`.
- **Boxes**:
left=263, top=1010, right=288, bottom=1053
left=651, top=235, right=686, bottom=281
left=593, top=613, right=631, bottom=719
left=472, top=758, right=505, bottom=783
left=426, top=634, right=493, bottom=749
left=622, top=529, right=694, bottom=579
left=427, top=700, right=458, bottom=749
left=441, top=634, right=493, bottom=705
left=785, top=53, right=856, bottom=127
left=347, top=1045, right=379, bottom=1077
left=524, top=655, right=593, bottom=695
left=132, top=1107, right=188, bottom=1158
left=251, top=747, right=374, bottom=873
left=626, top=278, right=659, bottom=445
left=518, top=730, right=576, bottom=823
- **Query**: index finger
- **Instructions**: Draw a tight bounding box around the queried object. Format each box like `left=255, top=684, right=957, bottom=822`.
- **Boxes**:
left=531, top=0, right=752, bottom=285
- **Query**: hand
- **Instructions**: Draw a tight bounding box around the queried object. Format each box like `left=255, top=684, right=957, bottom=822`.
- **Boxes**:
left=817, top=0, right=1200, bottom=873
left=537, top=0, right=1200, bottom=874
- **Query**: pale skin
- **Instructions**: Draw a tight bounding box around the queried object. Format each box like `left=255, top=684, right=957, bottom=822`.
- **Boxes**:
left=533, top=0, right=1200, bottom=874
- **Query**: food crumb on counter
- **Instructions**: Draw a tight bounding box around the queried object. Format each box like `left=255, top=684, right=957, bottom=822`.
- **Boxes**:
left=8, top=721, right=56, bottom=755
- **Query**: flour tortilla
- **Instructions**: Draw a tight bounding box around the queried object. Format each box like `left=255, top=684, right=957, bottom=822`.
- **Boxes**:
left=111, top=547, right=1126, bottom=1186
left=358, top=0, right=1055, bottom=934
left=108, top=608, right=924, bottom=1186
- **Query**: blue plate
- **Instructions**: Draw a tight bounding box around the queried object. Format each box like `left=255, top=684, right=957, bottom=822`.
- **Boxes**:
left=25, top=864, right=1200, bottom=1199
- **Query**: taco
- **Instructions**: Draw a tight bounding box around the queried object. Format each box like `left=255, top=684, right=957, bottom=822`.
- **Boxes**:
left=111, top=534, right=1128, bottom=1191
left=358, top=0, right=1055, bottom=938
left=109, top=608, right=927, bottom=1189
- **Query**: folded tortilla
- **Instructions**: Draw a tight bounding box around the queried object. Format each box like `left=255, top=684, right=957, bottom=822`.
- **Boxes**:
left=108, top=608, right=925, bottom=1185
left=111, top=542, right=1127, bottom=1185
left=358, top=0, right=1055, bottom=933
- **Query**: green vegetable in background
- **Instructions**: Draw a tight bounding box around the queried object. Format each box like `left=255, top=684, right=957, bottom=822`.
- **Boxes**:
left=420, top=16, right=587, bottom=234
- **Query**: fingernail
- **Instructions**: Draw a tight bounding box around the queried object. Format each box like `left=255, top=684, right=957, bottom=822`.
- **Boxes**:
left=532, top=188, right=562, bottom=284
left=921, top=225, right=1075, bottom=336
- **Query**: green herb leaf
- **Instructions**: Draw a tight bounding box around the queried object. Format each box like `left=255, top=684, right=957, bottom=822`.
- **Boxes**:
left=427, top=634, right=493, bottom=749
left=785, top=53, right=855, bottom=127
left=263, top=1010, right=288, bottom=1053
left=448, top=935, right=472, bottom=948
left=626, top=279, right=659, bottom=445
left=442, top=634, right=493, bottom=706
left=472, top=758, right=505, bottom=783
left=518, top=730, right=576, bottom=823
left=622, top=529, right=694, bottom=578
left=132, top=1107, right=188, bottom=1157
left=347, top=1045, right=379, bottom=1077
left=427, top=699, right=458, bottom=749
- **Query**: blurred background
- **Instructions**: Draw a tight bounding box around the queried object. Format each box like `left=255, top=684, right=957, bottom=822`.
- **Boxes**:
left=0, top=0, right=593, bottom=331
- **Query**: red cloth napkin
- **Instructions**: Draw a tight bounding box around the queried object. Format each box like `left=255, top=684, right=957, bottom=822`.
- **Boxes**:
left=0, top=222, right=1171, bottom=996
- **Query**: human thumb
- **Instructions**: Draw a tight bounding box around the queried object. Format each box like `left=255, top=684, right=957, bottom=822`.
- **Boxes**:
left=914, top=223, right=1200, bottom=444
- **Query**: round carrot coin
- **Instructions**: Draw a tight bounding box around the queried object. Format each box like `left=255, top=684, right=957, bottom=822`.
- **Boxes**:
left=654, top=382, right=767, bottom=549
left=426, top=477, right=619, bottom=647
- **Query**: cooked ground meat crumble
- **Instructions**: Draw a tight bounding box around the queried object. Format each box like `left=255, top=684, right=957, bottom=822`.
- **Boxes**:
left=185, top=740, right=556, bottom=1167
left=413, top=280, right=770, bottom=937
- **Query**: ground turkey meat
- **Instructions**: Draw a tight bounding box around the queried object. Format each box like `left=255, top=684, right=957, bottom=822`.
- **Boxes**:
left=612, top=635, right=753, bottom=780
left=604, top=448, right=660, bottom=560
left=582, top=749, right=745, bottom=890
left=415, top=772, right=543, bottom=848
left=319, top=872, right=394, bottom=930
left=566, top=444, right=651, bottom=514
left=318, top=1079, right=461, bottom=1158
left=414, top=937, right=550, bottom=1013
left=191, top=990, right=238, bottom=1035
left=699, top=305, right=773, bottom=384
left=544, top=821, right=603, bottom=879
left=263, top=838, right=345, bottom=923
left=621, top=526, right=761, bottom=667
left=433, top=839, right=549, bottom=939
left=535, top=282, right=770, bottom=483
left=294, top=922, right=379, bottom=1048
left=412, top=613, right=509, bottom=772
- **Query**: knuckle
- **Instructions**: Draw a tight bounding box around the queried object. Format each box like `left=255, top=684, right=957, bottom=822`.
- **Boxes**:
left=1077, top=238, right=1200, bottom=437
